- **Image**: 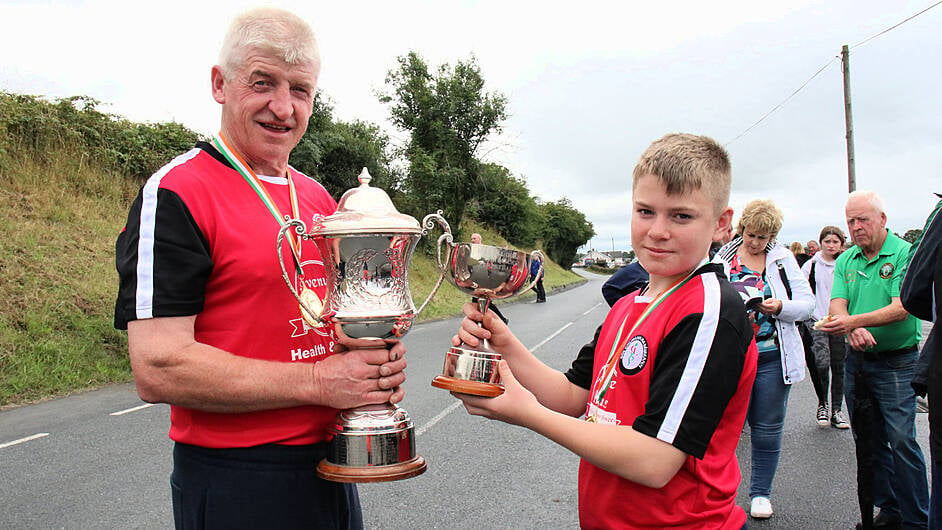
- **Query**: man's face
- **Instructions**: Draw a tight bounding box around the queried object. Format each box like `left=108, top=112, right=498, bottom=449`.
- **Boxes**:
left=212, top=49, right=319, bottom=175
left=631, top=174, right=731, bottom=284
left=845, top=197, right=887, bottom=252
left=470, top=233, right=482, bottom=244
left=806, top=241, right=819, bottom=255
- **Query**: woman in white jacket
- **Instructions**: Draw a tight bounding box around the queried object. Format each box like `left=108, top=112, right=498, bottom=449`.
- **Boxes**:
left=713, top=199, right=815, bottom=520
left=801, top=226, right=849, bottom=429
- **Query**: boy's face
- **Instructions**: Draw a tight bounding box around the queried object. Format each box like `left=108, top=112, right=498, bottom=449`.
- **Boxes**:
left=631, top=174, right=732, bottom=285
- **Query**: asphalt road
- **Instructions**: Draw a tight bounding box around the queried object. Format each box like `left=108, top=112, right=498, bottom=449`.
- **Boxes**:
left=0, top=270, right=931, bottom=529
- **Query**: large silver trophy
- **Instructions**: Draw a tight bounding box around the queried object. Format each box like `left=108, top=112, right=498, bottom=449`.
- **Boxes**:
left=277, top=168, right=451, bottom=483
left=431, top=242, right=545, bottom=397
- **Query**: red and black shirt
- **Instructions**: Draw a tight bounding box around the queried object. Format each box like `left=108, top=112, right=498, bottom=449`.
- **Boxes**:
left=566, top=262, right=757, bottom=529
left=115, top=143, right=339, bottom=447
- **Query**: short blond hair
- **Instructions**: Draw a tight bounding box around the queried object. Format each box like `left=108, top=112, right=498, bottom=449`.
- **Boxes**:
left=737, top=199, right=783, bottom=238
left=632, top=133, right=731, bottom=214
left=218, top=7, right=320, bottom=78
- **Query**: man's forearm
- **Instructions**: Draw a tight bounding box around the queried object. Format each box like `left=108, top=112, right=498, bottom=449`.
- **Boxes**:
left=847, top=299, right=909, bottom=330
left=128, top=317, right=318, bottom=412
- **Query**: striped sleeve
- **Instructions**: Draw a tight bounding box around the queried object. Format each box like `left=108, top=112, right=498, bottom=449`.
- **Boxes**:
left=114, top=149, right=213, bottom=329
left=632, top=273, right=752, bottom=459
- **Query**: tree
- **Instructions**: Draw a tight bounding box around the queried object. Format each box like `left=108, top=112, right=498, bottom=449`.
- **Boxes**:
left=902, top=228, right=923, bottom=244
left=539, top=198, right=595, bottom=269
left=290, top=92, right=398, bottom=200
left=470, top=163, right=543, bottom=246
left=379, top=52, right=507, bottom=232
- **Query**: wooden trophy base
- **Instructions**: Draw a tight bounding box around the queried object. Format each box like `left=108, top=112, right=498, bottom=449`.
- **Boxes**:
left=431, top=375, right=504, bottom=397
left=316, top=456, right=427, bottom=483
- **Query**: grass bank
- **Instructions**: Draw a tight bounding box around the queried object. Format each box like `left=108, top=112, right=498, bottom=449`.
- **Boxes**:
left=0, top=149, right=141, bottom=407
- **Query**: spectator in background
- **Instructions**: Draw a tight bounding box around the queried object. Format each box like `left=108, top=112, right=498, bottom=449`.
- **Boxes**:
left=713, top=199, right=815, bottom=520
left=821, top=190, right=928, bottom=529
left=900, top=193, right=941, bottom=530
left=791, top=241, right=811, bottom=267
left=802, top=226, right=849, bottom=429
left=601, top=261, right=648, bottom=307
left=807, top=240, right=820, bottom=257
left=530, top=253, right=546, bottom=303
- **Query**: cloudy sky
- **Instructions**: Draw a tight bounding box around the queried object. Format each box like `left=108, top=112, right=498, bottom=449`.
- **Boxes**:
left=2, top=0, right=940, bottom=252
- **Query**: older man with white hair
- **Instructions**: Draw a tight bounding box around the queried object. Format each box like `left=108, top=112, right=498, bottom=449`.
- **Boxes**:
left=114, top=7, right=408, bottom=528
left=821, top=190, right=928, bottom=529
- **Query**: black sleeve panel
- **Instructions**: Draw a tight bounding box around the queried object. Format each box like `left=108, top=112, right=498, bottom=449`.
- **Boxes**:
left=565, top=324, right=603, bottom=390
left=114, top=188, right=213, bottom=329
left=633, top=301, right=751, bottom=459
left=901, top=200, right=942, bottom=321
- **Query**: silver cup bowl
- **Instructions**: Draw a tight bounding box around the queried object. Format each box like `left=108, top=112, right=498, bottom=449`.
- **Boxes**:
left=432, top=243, right=544, bottom=397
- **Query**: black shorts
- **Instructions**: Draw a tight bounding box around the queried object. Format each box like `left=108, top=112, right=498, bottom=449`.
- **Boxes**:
left=171, top=442, right=362, bottom=530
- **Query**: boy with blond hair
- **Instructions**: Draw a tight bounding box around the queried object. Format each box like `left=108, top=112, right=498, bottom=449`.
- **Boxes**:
left=451, top=133, right=757, bottom=529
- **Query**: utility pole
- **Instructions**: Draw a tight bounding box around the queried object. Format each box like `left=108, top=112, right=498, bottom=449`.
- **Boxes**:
left=841, top=44, right=856, bottom=193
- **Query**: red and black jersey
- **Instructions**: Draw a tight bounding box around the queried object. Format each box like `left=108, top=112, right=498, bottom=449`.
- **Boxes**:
left=115, top=143, right=339, bottom=447
left=567, top=262, right=757, bottom=529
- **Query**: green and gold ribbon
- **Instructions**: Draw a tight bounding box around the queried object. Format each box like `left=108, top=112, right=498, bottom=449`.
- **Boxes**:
left=589, top=272, right=697, bottom=406
left=212, top=132, right=303, bottom=274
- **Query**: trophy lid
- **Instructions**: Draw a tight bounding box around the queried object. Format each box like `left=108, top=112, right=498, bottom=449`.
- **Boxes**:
left=316, top=168, right=420, bottom=235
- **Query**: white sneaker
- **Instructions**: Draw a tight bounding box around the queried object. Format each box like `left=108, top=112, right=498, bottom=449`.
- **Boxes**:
left=750, top=496, right=773, bottom=519
left=816, top=404, right=829, bottom=426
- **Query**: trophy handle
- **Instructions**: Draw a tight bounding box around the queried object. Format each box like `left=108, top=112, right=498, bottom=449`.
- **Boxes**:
left=518, top=249, right=547, bottom=295
left=277, top=219, right=325, bottom=325
left=415, top=211, right=453, bottom=317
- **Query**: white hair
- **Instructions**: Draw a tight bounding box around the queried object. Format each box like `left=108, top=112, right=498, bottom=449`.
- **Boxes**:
left=847, top=190, right=885, bottom=214
left=218, top=7, right=320, bottom=78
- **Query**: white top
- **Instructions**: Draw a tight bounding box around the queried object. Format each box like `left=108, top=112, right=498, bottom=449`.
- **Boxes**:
left=801, top=252, right=837, bottom=321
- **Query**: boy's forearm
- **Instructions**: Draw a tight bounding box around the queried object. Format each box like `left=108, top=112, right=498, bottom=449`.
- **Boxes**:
left=502, top=347, right=589, bottom=417
left=525, top=407, right=686, bottom=489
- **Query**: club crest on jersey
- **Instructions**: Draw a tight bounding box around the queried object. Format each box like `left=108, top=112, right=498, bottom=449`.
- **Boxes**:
left=619, top=335, right=648, bottom=375
left=879, top=262, right=895, bottom=279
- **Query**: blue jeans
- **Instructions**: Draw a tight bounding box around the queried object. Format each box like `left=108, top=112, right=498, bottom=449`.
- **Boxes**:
left=747, top=349, right=791, bottom=499
left=845, top=347, right=929, bottom=529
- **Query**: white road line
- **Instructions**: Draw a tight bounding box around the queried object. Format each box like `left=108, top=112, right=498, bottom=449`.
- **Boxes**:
left=110, top=403, right=155, bottom=416
left=0, top=432, right=49, bottom=449
left=582, top=302, right=602, bottom=316
left=529, top=322, right=573, bottom=352
left=416, top=401, right=462, bottom=437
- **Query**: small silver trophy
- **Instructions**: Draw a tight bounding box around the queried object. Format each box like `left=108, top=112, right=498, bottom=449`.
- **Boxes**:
left=277, top=168, right=451, bottom=482
left=431, top=242, right=544, bottom=397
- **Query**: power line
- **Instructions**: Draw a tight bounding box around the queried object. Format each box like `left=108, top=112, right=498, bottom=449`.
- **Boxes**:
left=851, top=0, right=942, bottom=49
left=724, top=1, right=941, bottom=146
left=724, top=57, right=837, bottom=147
